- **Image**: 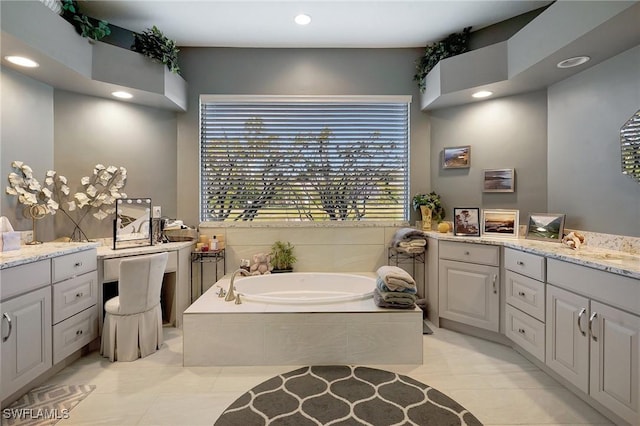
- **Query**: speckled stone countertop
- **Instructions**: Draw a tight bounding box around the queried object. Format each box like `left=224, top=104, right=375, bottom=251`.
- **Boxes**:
left=96, top=241, right=194, bottom=259
left=425, top=232, right=640, bottom=280
left=0, top=242, right=100, bottom=270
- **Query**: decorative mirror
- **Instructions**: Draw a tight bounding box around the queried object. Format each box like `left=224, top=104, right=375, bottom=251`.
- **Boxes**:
left=621, top=109, right=640, bottom=183
left=113, top=198, right=152, bottom=249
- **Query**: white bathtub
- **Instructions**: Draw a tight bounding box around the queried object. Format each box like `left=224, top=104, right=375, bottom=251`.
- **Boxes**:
left=234, top=272, right=375, bottom=304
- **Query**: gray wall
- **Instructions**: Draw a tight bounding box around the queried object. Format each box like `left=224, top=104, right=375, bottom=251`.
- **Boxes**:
left=548, top=45, right=640, bottom=236
left=53, top=90, right=178, bottom=239
left=0, top=67, right=56, bottom=241
left=176, top=47, right=429, bottom=227
left=429, top=90, right=548, bottom=225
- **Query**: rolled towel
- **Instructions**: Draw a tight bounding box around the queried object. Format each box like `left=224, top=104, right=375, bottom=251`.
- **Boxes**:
left=377, top=277, right=417, bottom=294
left=394, top=246, right=425, bottom=254
left=398, top=239, right=426, bottom=248
left=391, top=228, right=427, bottom=247
left=373, top=288, right=416, bottom=309
left=376, top=265, right=416, bottom=291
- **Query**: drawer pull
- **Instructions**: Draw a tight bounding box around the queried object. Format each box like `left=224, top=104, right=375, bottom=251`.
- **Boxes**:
left=518, top=291, right=526, bottom=297
left=589, top=312, right=598, bottom=342
left=464, top=251, right=470, bottom=255
left=2, top=313, right=12, bottom=342
left=76, top=292, right=84, bottom=298
left=74, top=262, right=83, bottom=268
left=577, top=308, right=586, bottom=336
left=518, top=328, right=526, bottom=334
left=76, top=329, right=83, bottom=336
left=516, top=261, right=525, bottom=266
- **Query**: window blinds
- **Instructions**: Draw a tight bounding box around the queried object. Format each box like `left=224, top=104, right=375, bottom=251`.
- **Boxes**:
left=199, top=96, right=410, bottom=222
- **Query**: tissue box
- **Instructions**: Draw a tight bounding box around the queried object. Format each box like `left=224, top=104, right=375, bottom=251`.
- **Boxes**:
left=2, top=231, right=21, bottom=251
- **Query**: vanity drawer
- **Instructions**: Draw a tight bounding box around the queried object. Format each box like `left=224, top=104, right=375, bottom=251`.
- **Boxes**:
left=52, top=271, right=98, bottom=324
left=439, top=241, right=499, bottom=266
left=103, top=250, right=177, bottom=283
left=0, top=259, right=51, bottom=301
left=505, top=304, right=545, bottom=362
left=52, top=306, right=98, bottom=365
left=52, top=249, right=97, bottom=283
left=505, top=270, right=545, bottom=321
left=504, top=248, right=545, bottom=281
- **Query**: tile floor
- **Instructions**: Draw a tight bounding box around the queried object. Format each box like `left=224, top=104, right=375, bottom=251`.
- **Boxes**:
left=43, top=325, right=613, bottom=426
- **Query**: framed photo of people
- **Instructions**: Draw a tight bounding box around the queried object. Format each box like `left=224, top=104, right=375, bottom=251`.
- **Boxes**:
left=453, top=207, right=480, bottom=237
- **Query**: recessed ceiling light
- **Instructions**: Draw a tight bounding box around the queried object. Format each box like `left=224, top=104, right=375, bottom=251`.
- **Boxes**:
left=557, top=56, right=590, bottom=68
left=5, top=56, right=39, bottom=68
left=112, top=91, right=133, bottom=99
left=294, top=14, right=311, bottom=25
left=472, top=91, right=493, bottom=99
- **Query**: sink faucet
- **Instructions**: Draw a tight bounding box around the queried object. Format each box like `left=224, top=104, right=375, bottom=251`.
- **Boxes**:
left=225, top=268, right=250, bottom=302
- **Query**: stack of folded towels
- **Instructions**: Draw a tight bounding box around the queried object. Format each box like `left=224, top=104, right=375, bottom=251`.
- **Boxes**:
left=374, top=265, right=417, bottom=309
left=391, top=227, right=427, bottom=254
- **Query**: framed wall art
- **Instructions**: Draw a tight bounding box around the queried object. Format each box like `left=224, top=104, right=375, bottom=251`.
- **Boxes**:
left=525, top=213, right=566, bottom=242
left=483, top=168, right=515, bottom=192
left=481, top=209, right=519, bottom=238
left=442, top=146, right=471, bottom=169
left=453, top=207, right=480, bottom=236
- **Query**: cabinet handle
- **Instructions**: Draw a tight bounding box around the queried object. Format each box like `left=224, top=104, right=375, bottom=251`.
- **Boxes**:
left=577, top=308, right=586, bottom=336
left=76, top=292, right=84, bottom=298
left=518, top=328, right=526, bottom=334
left=589, top=312, right=598, bottom=341
left=76, top=329, right=83, bottom=336
left=518, top=291, right=526, bottom=297
left=516, top=261, right=524, bottom=266
left=492, top=275, right=497, bottom=294
left=2, top=313, right=12, bottom=342
left=464, top=251, right=470, bottom=255
left=74, top=261, right=82, bottom=268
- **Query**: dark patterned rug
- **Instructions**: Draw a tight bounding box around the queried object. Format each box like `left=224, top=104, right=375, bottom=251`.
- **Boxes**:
left=214, top=366, right=482, bottom=425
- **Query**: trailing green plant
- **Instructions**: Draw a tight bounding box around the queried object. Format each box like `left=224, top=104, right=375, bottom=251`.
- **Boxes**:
left=132, top=26, right=181, bottom=74
left=411, top=191, right=446, bottom=222
left=61, top=0, right=111, bottom=41
left=413, top=27, right=472, bottom=93
left=270, top=240, right=297, bottom=271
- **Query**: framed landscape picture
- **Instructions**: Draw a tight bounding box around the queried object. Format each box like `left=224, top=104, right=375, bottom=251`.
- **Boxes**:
left=453, top=207, right=480, bottom=236
left=442, top=146, right=471, bottom=169
left=483, top=168, right=515, bottom=192
left=525, top=213, right=566, bottom=242
left=481, top=209, right=519, bottom=238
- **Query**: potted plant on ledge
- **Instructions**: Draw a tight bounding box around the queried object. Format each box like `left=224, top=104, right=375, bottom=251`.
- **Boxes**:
left=270, top=240, right=297, bottom=273
left=412, top=192, right=445, bottom=231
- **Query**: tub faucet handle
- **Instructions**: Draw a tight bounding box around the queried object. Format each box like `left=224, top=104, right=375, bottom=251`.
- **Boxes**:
left=235, top=294, right=242, bottom=305
left=216, top=286, right=226, bottom=298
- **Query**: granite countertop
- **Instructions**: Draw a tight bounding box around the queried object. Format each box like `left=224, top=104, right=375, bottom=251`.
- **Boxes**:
left=0, top=242, right=100, bottom=270
left=97, top=241, right=194, bottom=259
left=425, top=231, right=640, bottom=280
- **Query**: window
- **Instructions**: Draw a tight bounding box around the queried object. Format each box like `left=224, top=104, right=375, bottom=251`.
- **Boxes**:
left=200, top=95, right=410, bottom=222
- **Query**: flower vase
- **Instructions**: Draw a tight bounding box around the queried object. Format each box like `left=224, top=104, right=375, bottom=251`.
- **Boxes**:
left=419, top=205, right=432, bottom=231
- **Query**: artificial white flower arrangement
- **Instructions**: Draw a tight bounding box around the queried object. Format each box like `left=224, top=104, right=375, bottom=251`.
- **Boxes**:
left=6, top=161, right=127, bottom=240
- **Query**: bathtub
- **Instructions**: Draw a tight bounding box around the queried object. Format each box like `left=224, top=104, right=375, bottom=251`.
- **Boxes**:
left=233, top=272, right=374, bottom=304
left=183, top=271, right=423, bottom=366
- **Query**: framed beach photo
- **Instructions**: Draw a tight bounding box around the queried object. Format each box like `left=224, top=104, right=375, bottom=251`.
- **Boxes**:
left=525, top=213, right=566, bottom=242
left=481, top=209, right=519, bottom=238
left=442, top=146, right=471, bottom=169
left=483, top=168, right=515, bottom=192
left=453, top=207, right=480, bottom=236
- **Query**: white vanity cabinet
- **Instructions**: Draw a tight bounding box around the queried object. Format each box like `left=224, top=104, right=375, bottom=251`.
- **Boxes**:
left=0, top=261, right=52, bottom=402
left=51, top=250, right=98, bottom=365
left=504, top=248, right=546, bottom=362
left=438, top=241, right=500, bottom=332
left=546, top=259, right=640, bottom=425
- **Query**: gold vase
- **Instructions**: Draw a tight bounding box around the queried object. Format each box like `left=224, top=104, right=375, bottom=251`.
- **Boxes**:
left=419, top=205, right=432, bottom=231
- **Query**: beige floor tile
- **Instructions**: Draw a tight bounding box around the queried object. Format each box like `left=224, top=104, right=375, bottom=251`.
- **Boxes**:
left=56, top=392, right=158, bottom=425
left=137, top=392, right=240, bottom=425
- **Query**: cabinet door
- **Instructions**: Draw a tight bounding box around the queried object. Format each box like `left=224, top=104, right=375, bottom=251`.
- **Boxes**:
left=438, top=259, right=499, bottom=332
left=589, top=301, right=639, bottom=425
left=546, top=285, right=589, bottom=393
left=1, top=287, right=52, bottom=401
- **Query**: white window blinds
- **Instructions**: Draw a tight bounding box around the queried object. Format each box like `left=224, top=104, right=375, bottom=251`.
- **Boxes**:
left=199, top=96, right=410, bottom=222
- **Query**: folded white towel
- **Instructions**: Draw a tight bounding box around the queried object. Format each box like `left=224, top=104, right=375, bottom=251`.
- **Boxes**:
left=398, top=239, right=426, bottom=248
left=395, top=246, right=425, bottom=254
left=376, top=265, right=416, bottom=291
